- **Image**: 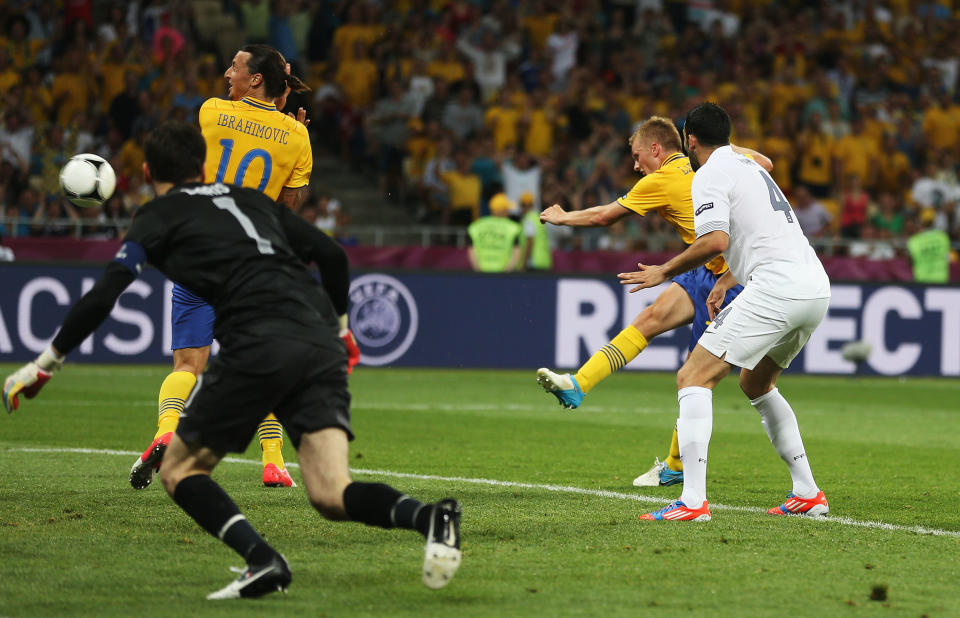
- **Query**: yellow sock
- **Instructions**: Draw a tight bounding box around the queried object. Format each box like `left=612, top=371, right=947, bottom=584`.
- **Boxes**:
left=258, top=413, right=285, bottom=469
left=665, top=425, right=683, bottom=471
left=155, top=371, right=197, bottom=439
left=574, top=326, right=648, bottom=393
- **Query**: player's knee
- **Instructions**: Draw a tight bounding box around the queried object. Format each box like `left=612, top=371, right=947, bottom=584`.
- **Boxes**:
left=677, top=363, right=698, bottom=389
left=634, top=303, right=666, bottom=336
left=739, top=375, right=773, bottom=400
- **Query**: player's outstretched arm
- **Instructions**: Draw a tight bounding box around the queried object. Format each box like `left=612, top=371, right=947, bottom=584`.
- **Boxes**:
left=618, top=230, right=729, bottom=292
left=540, top=200, right=629, bottom=227
left=3, top=262, right=135, bottom=412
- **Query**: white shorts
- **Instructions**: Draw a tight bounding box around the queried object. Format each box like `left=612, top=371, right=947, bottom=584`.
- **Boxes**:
left=697, top=284, right=830, bottom=370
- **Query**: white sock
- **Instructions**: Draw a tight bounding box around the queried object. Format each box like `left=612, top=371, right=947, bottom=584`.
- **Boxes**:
left=751, top=388, right=818, bottom=499
left=677, top=386, right=713, bottom=509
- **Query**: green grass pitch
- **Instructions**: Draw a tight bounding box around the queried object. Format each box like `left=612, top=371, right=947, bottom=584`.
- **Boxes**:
left=1, top=364, right=958, bottom=616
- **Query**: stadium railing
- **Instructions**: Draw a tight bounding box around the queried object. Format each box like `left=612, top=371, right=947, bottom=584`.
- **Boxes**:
left=2, top=216, right=958, bottom=255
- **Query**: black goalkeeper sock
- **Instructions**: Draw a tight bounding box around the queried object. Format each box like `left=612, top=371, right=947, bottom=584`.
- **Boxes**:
left=343, top=482, right=431, bottom=536
left=172, top=474, right=276, bottom=564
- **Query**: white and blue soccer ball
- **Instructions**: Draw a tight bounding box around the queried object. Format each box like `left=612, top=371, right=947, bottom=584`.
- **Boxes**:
left=60, top=153, right=117, bottom=208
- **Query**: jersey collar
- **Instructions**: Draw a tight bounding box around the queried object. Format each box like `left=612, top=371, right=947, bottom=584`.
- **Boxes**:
left=240, top=96, right=277, bottom=111
left=660, top=152, right=685, bottom=169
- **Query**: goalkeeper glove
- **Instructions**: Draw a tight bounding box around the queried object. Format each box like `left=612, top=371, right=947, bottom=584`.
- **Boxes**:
left=339, top=314, right=360, bottom=374
left=2, top=346, right=64, bottom=413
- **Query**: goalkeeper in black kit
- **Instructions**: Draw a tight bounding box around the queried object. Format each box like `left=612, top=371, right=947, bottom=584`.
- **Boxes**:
left=2, top=121, right=462, bottom=599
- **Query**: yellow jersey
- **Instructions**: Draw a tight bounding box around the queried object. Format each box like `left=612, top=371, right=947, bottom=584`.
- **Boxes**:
left=198, top=96, right=312, bottom=200
left=617, top=152, right=728, bottom=275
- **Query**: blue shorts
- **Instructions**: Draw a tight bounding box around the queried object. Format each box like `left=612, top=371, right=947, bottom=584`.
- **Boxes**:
left=171, top=283, right=215, bottom=350
left=673, top=266, right=743, bottom=352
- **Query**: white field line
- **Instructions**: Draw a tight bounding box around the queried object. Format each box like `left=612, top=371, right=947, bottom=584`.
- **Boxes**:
left=5, top=445, right=960, bottom=540
left=36, top=399, right=677, bottom=415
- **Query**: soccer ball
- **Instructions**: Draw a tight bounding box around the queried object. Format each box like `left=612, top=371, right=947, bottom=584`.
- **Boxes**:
left=60, top=154, right=117, bottom=208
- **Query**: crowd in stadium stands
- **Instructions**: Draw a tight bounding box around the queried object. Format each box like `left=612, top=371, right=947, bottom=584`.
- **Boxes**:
left=0, top=0, right=959, bottom=263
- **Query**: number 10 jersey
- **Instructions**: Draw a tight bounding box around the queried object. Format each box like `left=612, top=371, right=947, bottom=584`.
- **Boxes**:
left=691, top=146, right=830, bottom=300
left=198, top=95, right=312, bottom=200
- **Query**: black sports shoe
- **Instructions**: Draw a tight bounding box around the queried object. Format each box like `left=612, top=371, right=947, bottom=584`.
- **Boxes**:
left=206, top=554, right=292, bottom=600
left=129, top=432, right=172, bottom=490
left=422, top=499, right=462, bottom=589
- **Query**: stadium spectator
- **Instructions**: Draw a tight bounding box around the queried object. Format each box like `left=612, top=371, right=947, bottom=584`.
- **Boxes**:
left=0, top=110, right=32, bottom=176
left=31, top=197, right=78, bottom=237
left=871, top=192, right=906, bottom=236
left=421, top=136, right=455, bottom=217
left=793, top=185, right=833, bottom=238
left=796, top=112, right=834, bottom=199
left=367, top=80, right=415, bottom=199
left=875, top=133, right=912, bottom=198
left=441, top=151, right=481, bottom=225
left=833, top=116, right=879, bottom=193
left=545, top=17, right=578, bottom=89
left=839, top=174, right=870, bottom=240
left=442, top=85, right=484, bottom=140
left=501, top=151, right=540, bottom=216
left=456, top=22, right=521, bottom=102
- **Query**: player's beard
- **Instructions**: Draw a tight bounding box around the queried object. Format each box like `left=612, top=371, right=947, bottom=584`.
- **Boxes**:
left=689, top=149, right=702, bottom=171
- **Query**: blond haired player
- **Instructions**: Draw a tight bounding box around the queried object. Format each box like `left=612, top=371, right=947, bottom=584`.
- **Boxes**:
left=536, top=116, right=772, bottom=487
left=130, top=44, right=359, bottom=490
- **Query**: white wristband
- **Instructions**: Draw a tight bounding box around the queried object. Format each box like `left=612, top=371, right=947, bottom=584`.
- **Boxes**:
left=36, top=345, right=65, bottom=372
left=338, top=313, right=349, bottom=337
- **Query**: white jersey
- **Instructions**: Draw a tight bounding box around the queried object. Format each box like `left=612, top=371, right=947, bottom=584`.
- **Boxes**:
left=691, top=146, right=830, bottom=299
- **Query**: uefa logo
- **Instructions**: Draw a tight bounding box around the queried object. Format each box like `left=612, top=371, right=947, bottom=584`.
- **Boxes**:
left=348, top=274, right=419, bottom=366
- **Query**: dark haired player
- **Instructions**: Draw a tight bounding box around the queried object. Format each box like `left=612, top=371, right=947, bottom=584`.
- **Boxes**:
left=619, top=103, right=831, bottom=521
left=3, top=121, right=462, bottom=598
left=129, top=44, right=359, bottom=490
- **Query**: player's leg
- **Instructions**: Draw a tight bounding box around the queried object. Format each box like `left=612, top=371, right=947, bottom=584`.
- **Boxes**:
left=280, top=352, right=462, bottom=590
left=168, top=344, right=306, bottom=599
left=130, top=346, right=209, bottom=489
left=741, top=297, right=831, bottom=517
left=258, top=413, right=294, bottom=488
left=295, top=427, right=462, bottom=589
left=160, top=434, right=290, bottom=600
left=537, top=282, right=695, bottom=409
left=639, top=344, right=730, bottom=521
left=634, top=268, right=742, bottom=487
left=156, top=347, right=208, bottom=438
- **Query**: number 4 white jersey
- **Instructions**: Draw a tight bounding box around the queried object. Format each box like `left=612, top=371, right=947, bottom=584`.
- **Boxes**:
left=691, top=146, right=830, bottom=300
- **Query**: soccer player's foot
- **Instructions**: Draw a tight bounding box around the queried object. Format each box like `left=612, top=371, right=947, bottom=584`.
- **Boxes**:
left=207, top=554, right=292, bottom=600
left=423, top=499, right=462, bottom=589
left=767, top=490, right=829, bottom=517
left=632, top=457, right=684, bottom=487
left=129, top=432, right=173, bottom=490
left=262, top=463, right=296, bottom=488
left=639, top=500, right=711, bottom=521
left=536, top=368, right=584, bottom=409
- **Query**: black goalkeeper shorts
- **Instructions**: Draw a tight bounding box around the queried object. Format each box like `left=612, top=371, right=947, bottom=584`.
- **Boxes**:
left=176, top=335, right=353, bottom=453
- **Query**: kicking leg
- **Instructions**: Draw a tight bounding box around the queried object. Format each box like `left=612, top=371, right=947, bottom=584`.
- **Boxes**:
left=297, top=427, right=462, bottom=589
left=160, top=434, right=291, bottom=599
left=538, top=282, right=695, bottom=409
left=741, top=357, right=827, bottom=516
